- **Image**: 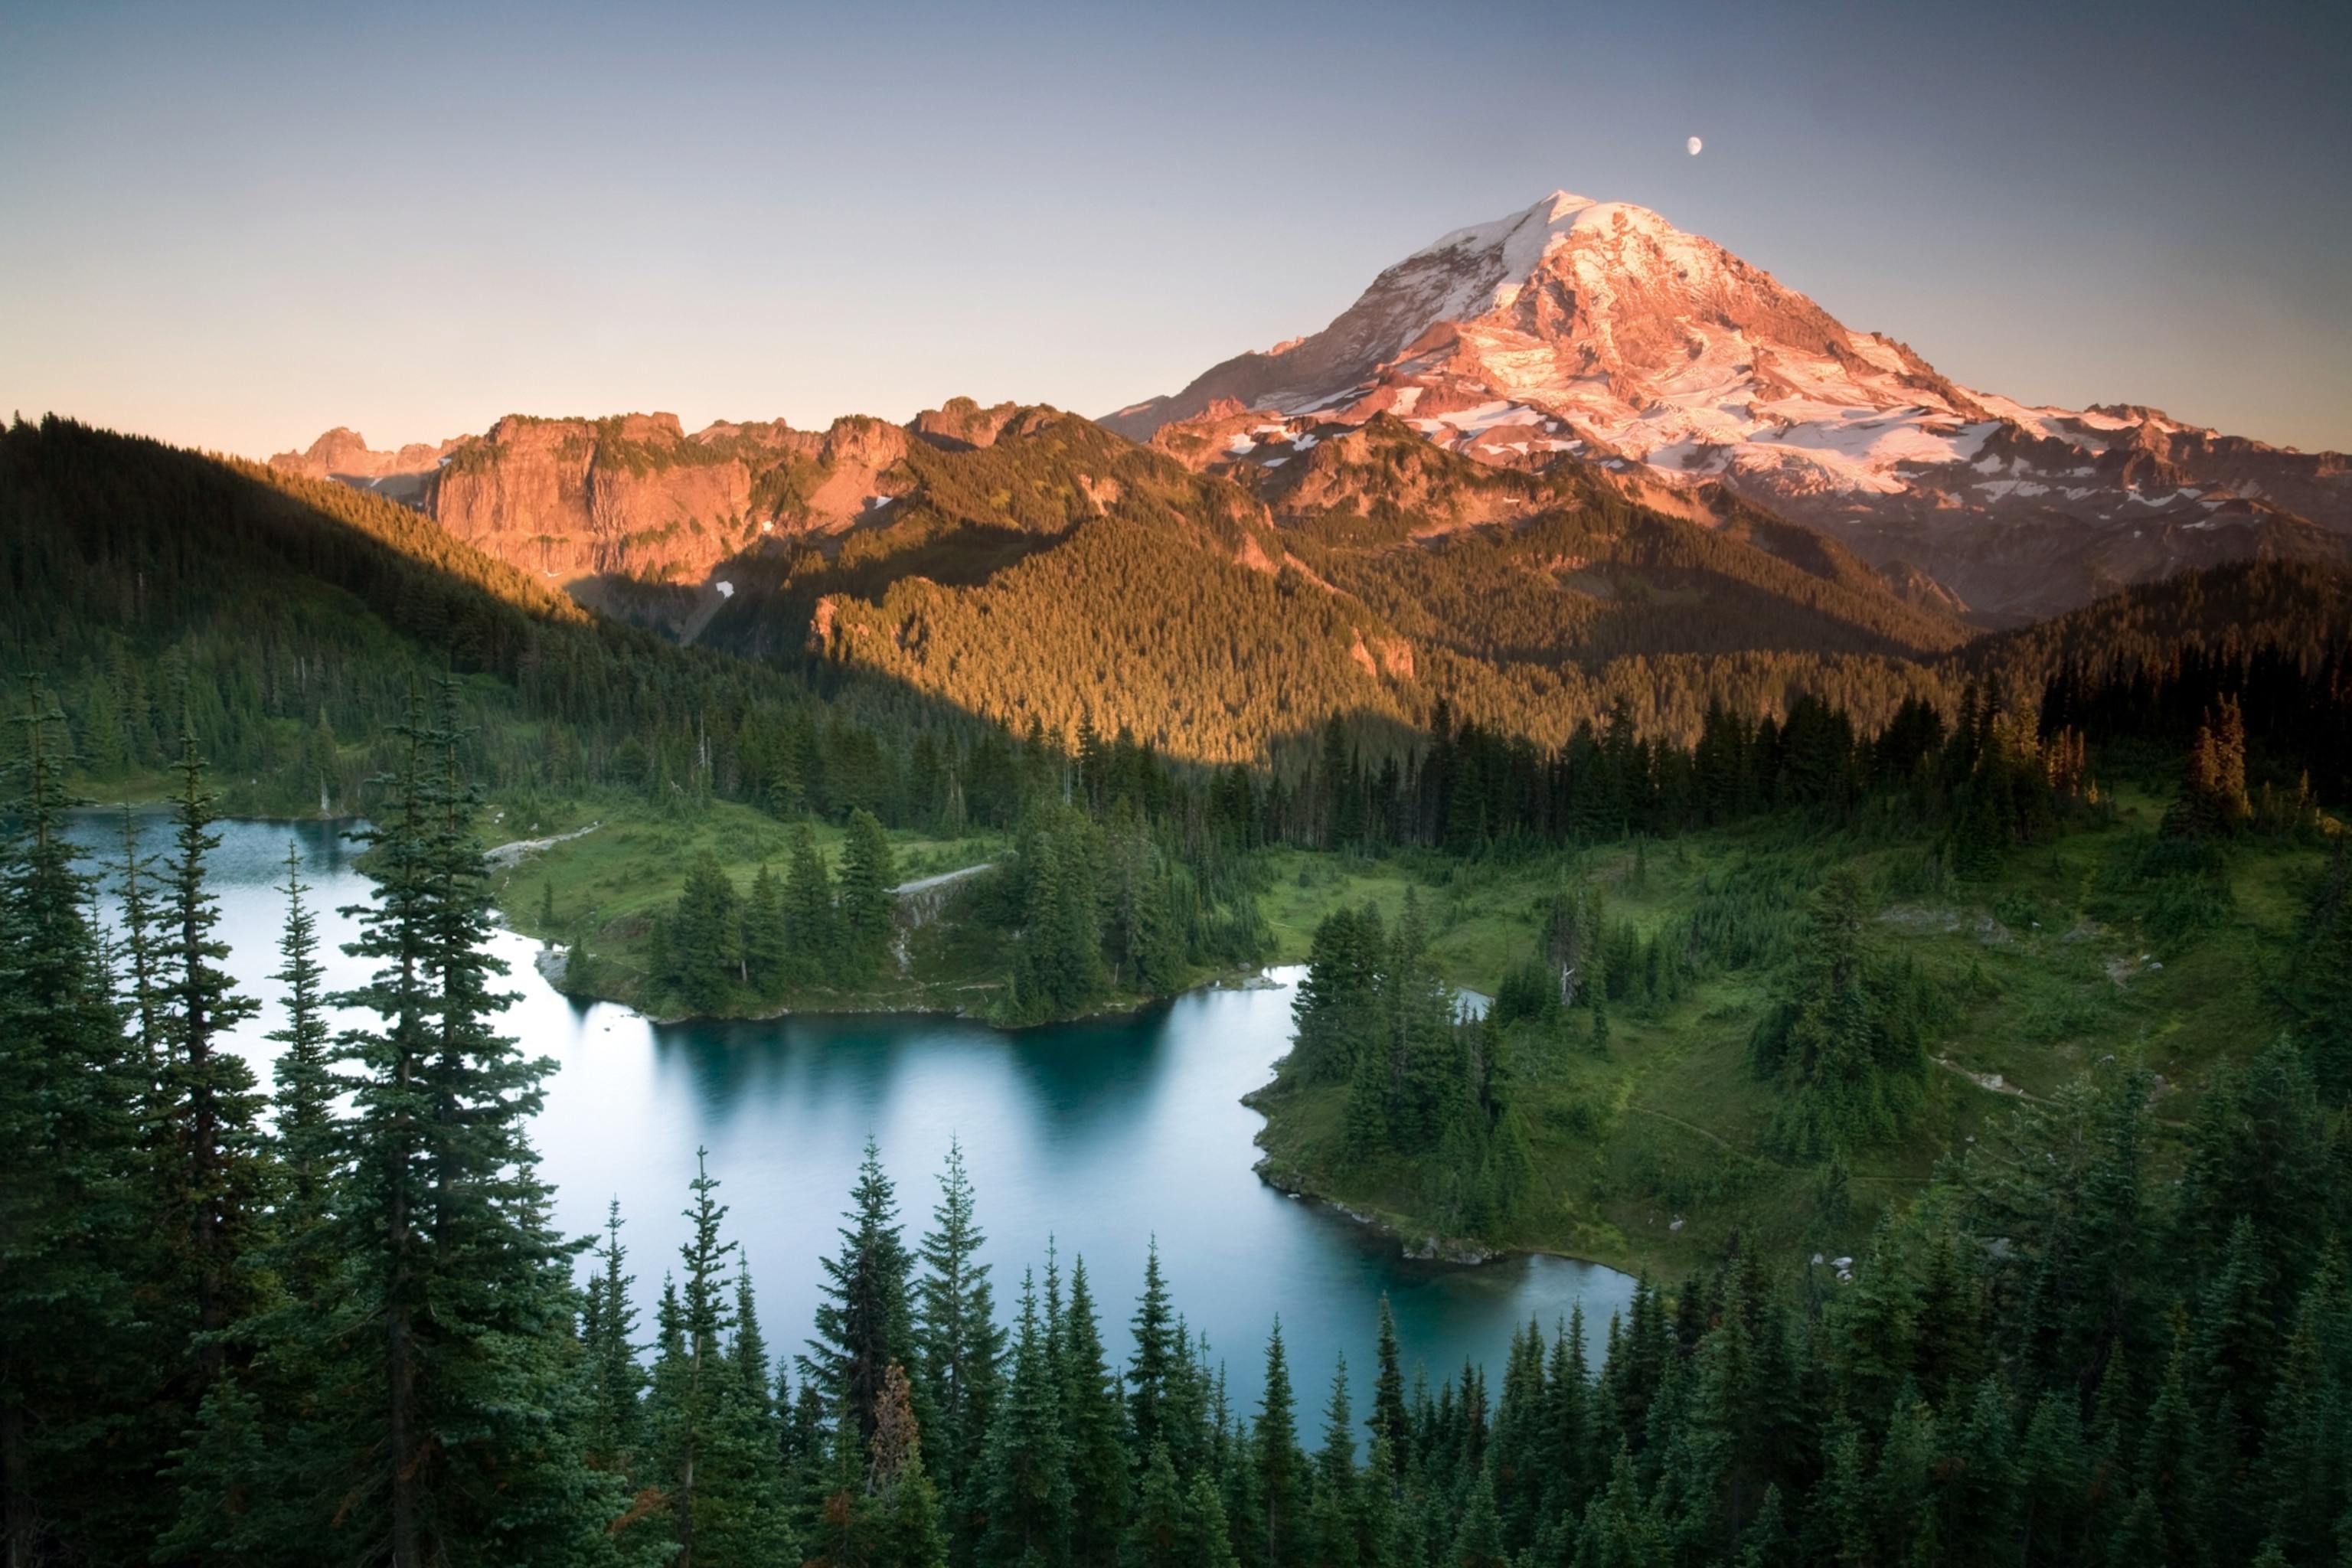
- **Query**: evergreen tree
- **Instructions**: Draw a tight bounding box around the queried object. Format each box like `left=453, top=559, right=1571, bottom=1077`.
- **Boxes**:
left=1447, top=1465, right=1505, bottom=1568
left=701, top=1273, right=794, bottom=1566
left=0, top=691, right=145, bottom=1561
left=1747, top=867, right=1932, bottom=1158
left=662, top=852, right=743, bottom=1014
left=846, top=1361, right=948, bottom=1568
left=647, top=1150, right=740, bottom=1566
left=1369, top=1297, right=1407, bottom=1474
left=1308, top=1357, right=1361, bottom=1568
left=2014, top=1392, right=2089, bottom=1566
left=2164, top=696, right=2253, bottom=837
left=301, top=690, right=622, bottom=1566
left=1058, top=1258, right=1131, bottom=1566
left=977, top=1272, right=1073, bottom=1568
left=268, top=845, right=337, bottom=1240
left=1937, top=1375, right=2017, bottom=1565
left=162, top=848, right=338, bottom=1567
left=1292, top=905, right=1385, bottom=1084
left=581, top=1201, right=648, bottom=1475
left=1253, top=1320, right=1308, bottom=1568
left=639, top=1178, right=792, bottom=1568
left=743, top=863, right=786, bottom=998
left=1129, top=1242, right=1185, bottom=1469
left=155, top=734, right=265, bottom=1379
left=116, top=802, right=163, bottom=1061
left=1006, top=818, right=1106, bottom=1024
left=1127, top=1442, right=1192, bottom=1568
left=1542, top=1308, right=1591, bottom=1521
left=807, top=1138, right=916, bottom=1447
left=915, top=1139, right=1005, bottom=1558
left=784, top=825, right=841, bottom=988
left=838, top=808, right=900, bottom=984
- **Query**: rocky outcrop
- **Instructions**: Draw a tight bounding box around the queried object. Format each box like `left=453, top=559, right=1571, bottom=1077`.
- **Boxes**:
left=432, top=413, right=792, bottom=583
left=911, top=397, right=1022, bottom=450
left=1107, top=191, right=2352, bottom=622
left=267, top=426, right=459, bottom=507
left=271, top=405, right=955, bottom=588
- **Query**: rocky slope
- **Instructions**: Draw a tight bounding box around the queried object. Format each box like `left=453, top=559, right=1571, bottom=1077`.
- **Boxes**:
left=269, top=426, right=463, bottom=508
left=1106, top=191, right=2352, bottom=622
left=273, top=388, right=1979, bottom=760
left=270, top=399, right=1029, bottom=589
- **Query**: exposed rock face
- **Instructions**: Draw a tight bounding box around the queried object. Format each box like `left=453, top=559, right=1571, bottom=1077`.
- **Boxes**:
left=268, top=427, right=460, bottom=507
left=910, top=396, right=1022, bottom=450
left=1108, top=191, right=2351, bottom=622
left=433, top=413, right=778, bottom=582
left=270, top=407, right=933, bottom=586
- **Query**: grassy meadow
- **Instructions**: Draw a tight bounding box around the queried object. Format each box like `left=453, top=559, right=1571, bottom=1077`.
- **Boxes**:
left=1246, top=786, right=2320, bottom=1279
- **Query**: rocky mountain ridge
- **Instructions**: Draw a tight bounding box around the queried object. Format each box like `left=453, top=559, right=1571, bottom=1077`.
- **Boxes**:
left=270, top=399, right=1027, bottom=586
left=1105, top=191, right=2352, bottom=621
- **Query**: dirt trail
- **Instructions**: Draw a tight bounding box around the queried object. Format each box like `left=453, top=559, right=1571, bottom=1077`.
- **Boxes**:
left=486, top=822, right=600, bottom=869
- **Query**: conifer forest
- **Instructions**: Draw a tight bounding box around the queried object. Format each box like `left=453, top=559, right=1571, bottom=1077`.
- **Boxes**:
left=11, top=400, right=2352, bottom=1568
left=6, top=4, right=2352, bottom=1542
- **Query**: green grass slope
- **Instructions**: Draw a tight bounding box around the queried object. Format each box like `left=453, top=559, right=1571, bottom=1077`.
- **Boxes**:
left=1246, top=789, right=2327, bottom=1279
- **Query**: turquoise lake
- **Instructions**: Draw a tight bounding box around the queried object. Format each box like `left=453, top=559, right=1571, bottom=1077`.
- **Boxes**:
left=71, top=813, right=1636, bottom=1416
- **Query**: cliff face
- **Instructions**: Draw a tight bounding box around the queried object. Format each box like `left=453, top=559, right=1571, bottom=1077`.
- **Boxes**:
left=268, top=426, right=460, bottom=508
left=431, top=413, right=779, bottom=582
left=271, top=401, right=1017, bottom=587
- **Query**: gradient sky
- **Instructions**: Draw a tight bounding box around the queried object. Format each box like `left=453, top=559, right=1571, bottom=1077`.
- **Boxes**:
left=4, top=0, right=2347, bottom=459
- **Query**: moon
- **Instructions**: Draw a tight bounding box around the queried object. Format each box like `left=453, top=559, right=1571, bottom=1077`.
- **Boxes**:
left=1687, top=136, right=1703, bottom=155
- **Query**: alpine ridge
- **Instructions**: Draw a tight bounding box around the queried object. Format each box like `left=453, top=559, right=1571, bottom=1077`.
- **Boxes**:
left=1106, top=191, right=2352, bottom=621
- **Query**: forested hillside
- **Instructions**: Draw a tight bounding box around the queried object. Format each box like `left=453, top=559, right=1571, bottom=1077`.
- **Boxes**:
left=687, top=409, right=1976, bottom=763
left=16, top=691, right=2352, bottom=1568
left=0, top=415, right=969, bottom=823
left=0, top=417, right=1272, bottom=1024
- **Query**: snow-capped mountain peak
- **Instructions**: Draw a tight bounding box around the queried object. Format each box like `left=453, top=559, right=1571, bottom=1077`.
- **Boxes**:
left=1106, top=191, right=2350, bottom=621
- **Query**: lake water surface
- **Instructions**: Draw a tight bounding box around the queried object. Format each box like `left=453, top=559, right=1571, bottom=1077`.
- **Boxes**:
left=70, top=812, right=1636, bottom=1415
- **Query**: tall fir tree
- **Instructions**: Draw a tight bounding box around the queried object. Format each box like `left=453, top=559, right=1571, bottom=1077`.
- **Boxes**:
left=647, top=1151, right=738, bottom=1567
left=116, top=802, right=163, bottom=1063
left=155, top=734, right=265, bottom=1380
left=837, top=808, right=899, bottom=985
left=806, top=1138, right=916, bottom=1448
left=303, top=687, right=623, bottom=1566
left=977, top=1272, right=1072, bottom=1568
left=661, top=853, right=743, bottom=1015
left=1058, top=1257, right=1132, bottom=1566
left=784, top=825, right=841, bottom=988
left=1369, top=1296, right=1408, bottom=1474
left=0, top=691, right=145, bottom=1562
left=646, top=1153, right=792, bottom=1568
left=1308, top=1357, right=1362, bottom=1568
left=743, top=864, right=786, bottom=998
left=915, top=1138, right=1004, bottom=1558
left=1253, top=1320, right=1308, bottom=1568
left=581, top=1201, right=648, bottom=1476
left=268, top=846, right=336, bottom=1243
left=1129, top=1242, right=1187, bottom=1471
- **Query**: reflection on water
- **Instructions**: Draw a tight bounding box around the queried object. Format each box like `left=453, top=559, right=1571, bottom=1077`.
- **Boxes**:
left=67, top=814, right=1636, bottom=1417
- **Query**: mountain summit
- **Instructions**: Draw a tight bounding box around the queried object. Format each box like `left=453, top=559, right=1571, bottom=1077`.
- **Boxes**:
left=1107, top=191, right=2351, bottom=619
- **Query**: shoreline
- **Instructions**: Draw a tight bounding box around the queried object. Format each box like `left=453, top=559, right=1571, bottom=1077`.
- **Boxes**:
left=1250, top=1139, right=1633, bottom=1279
left=534, top=945, right=1298, bottom=1031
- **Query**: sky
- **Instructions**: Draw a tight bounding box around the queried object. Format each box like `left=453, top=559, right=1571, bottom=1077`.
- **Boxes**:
left=2, top=0, right=2347, bottom=459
